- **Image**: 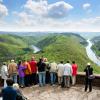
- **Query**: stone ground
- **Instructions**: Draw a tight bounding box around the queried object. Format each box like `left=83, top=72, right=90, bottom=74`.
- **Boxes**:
left=21, top=84, right=100, bottom=100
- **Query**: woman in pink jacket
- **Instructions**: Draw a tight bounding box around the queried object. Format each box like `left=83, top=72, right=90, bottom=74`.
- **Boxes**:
left=72, top=61, right=78, bottom=85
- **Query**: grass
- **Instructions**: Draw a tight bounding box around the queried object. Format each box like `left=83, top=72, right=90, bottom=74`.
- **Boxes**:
left=0, top=33, right=100, bottom=74
left=35, top=34, right=100, bottom=74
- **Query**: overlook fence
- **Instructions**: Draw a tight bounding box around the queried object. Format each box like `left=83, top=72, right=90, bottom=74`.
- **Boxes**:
left=76, top=72, right=100, bottom=87
left=0, top=72, right=100, bottom=87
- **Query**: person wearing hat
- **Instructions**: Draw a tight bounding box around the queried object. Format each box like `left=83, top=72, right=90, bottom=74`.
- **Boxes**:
left=13, top=83, right=28, bottom=100
left=1, top=79, right=17, bottom=100
left=84, top=62, right=94, bottom=92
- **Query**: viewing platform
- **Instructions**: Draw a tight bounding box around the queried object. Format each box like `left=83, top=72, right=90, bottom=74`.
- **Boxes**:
left=22, top=84, right=100, bottom=100
left=0, top=72, right=100, bottom=100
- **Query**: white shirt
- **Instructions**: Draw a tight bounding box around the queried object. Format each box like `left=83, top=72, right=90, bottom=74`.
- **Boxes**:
left=63, top=63, right=72, bottom=76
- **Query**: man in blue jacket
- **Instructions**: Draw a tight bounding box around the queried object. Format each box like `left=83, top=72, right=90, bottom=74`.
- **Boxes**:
left=1, top=78, right=17, bottom=100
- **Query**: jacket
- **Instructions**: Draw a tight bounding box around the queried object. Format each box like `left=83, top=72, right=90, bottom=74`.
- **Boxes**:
left=72, top=64, right=78, bottom=76
left=2, top=86, right=17, bottom=100
left=50, top=62, right=57, bottom=72
left=57, top=64, right=64, bottom=77
left=18, top=65, right=26, bottom=77
left=1, top=65, right=8, bottom=79
left=84, top=66, right=93, bottom=78
left=23, top=62, right=32, bottom=75
left=8, top=62, right=18, bottom=75
left=29, top=60, right=37, bottom=73
left=37, top=61, right=46, bottom=72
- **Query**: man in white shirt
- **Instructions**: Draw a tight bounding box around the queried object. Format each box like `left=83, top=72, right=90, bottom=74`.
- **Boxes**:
left=63, top=61, right=72, bottom=88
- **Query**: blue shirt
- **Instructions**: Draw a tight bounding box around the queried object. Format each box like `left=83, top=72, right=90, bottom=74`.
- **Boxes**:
left=2, top=86, right=17, bottom=100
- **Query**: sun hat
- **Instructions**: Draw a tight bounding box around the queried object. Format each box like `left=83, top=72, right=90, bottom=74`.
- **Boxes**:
left=11, top=59, right=14, bottom=62
left=13, top=83, right=19, bottom=89
left=87, top=62, right=91, bottom=66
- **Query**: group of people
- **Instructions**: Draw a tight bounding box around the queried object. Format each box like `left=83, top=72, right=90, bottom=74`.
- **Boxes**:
left=0, top=56, right=94, bottom=98
left=0, top=56, right=78, bottom=88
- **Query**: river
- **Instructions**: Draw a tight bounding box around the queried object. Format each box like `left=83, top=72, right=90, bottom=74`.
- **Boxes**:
left=31, top=45, right=41, bottom=53
left=86, top=39, right=100, bottom=66
left=31, top=41, right=100, bottom=66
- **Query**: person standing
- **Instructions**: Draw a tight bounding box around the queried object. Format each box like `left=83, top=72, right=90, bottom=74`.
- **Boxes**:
left=23, top=60, right=32, bottom=86
left=57, top=61, right=64, bottom=85
left=63, top=61, right=72, bottom=88
left=37, top=58, right=46, bottom=87
left=13, top=83, right=28, bottom=100
left=1, top=79, right=17, bottom=100
left=84, top=63, right=94, bottom=92
left=50, top=61, right=58, bottom=85
left=1, top=62, right=8, bottom=88
left=72, top=61, right=78, bottom=85
left=43, top=58, right=50, bottom=84
left=18, top=61, right=26, bottom=88
left=29, top=57, right=37, bottom=85
left=8, top=59, right=18, bottom=83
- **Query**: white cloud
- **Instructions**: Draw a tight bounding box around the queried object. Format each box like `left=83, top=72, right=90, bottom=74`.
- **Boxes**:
left=14, top=0, right=73, bottom=28
left=24, top=0, right=48, bottom=16
left=0, top=0, right=100, bottom=32
left=48, top=1, right=73, bottom=18
left=83, top=3, right=91, bottom=10
left=23, top=0, right=73, bottom=18
left=0, top=3, right=8, bottom=17
left=7, top=13, right=100, bottom=32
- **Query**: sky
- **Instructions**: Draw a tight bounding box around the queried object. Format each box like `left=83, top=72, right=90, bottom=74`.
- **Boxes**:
left=0, top=0, right=100, bottom=32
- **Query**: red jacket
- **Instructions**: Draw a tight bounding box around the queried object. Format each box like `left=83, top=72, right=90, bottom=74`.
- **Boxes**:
left=29, top=60, right=37, bottom=73
left=72, top=64, right=78, bottom=76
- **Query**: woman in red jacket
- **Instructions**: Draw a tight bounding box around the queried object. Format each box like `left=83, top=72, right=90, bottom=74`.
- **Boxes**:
left=72, top=61, right=78, bottom=85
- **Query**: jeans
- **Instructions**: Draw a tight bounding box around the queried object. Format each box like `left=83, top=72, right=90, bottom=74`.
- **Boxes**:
left=11, top=74, right=17, bottom=83
left=19, top=77, right=25, bottom=86
left=38, top=72, right=46, bottom=86
left=64, top=75, right=70, bottom=87
left=50, top=72, right=56, bottom=84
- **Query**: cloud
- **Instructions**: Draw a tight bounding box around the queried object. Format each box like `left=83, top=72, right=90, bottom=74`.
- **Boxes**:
left=24, top=0, right=48, bottom=16
left=83, top=3, right=91, bottom=10
left=0, top=3, right=8, bottom=17
left=14, top=0, right=73, bottom=28
left=1, top=0, right=100, bottom=32
left=48, top=1, right=73, bottom=18
left=23, top=0, right=73, bottom=18
left=12, top=0, right=100, bottom=32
